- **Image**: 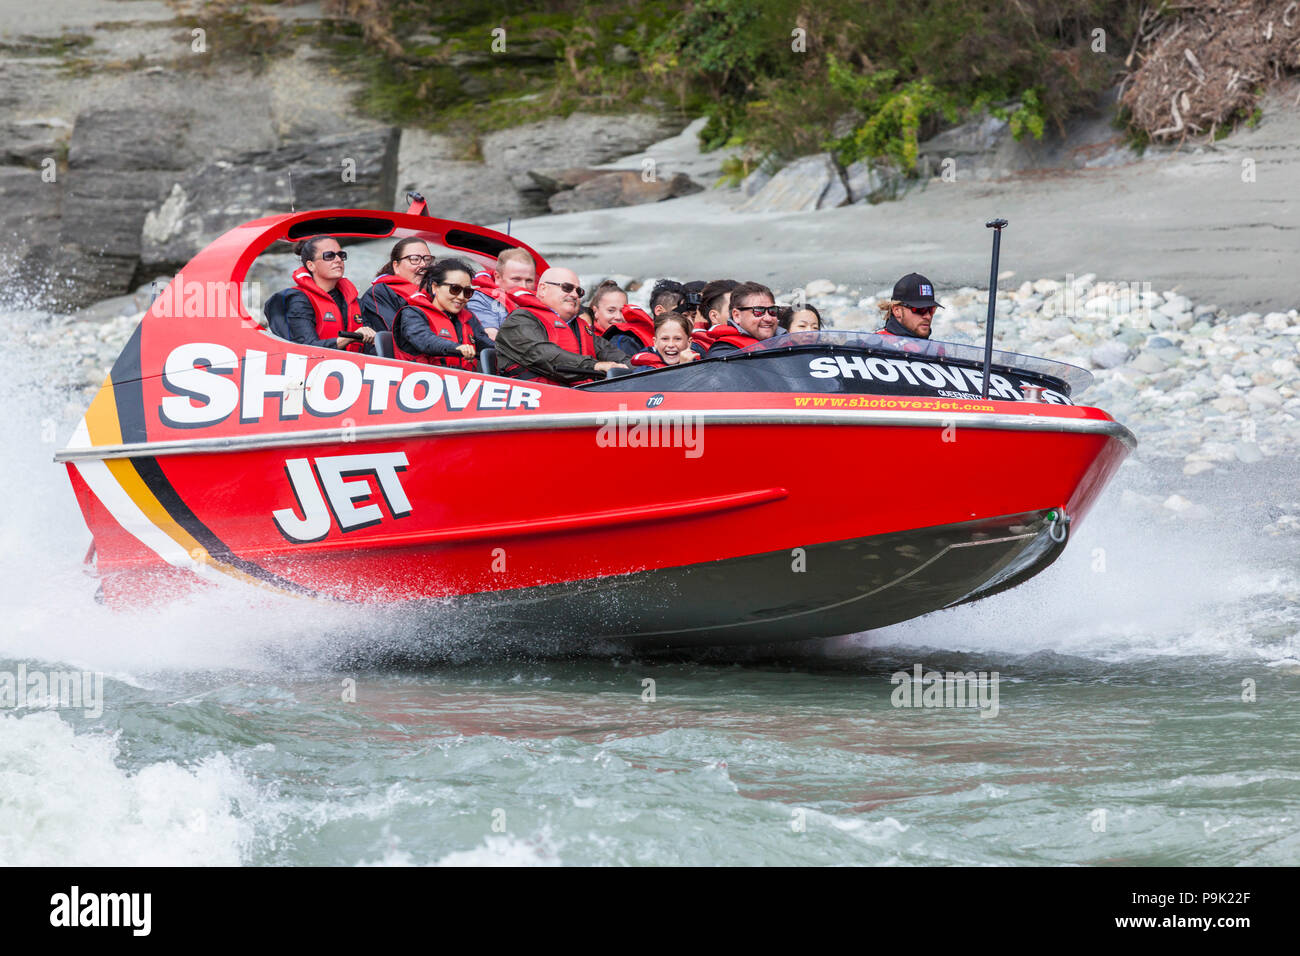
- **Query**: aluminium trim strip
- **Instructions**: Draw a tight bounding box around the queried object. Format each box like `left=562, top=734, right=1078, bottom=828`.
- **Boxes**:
left=55, top=408, right=1137, bottom=462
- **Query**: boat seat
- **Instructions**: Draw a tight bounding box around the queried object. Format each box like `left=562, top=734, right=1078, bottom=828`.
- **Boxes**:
left=372, top=330, right=394, bottom=359
left=262, top=289, right=293, bottom=340
left=479, top=348, right=498, bottom=375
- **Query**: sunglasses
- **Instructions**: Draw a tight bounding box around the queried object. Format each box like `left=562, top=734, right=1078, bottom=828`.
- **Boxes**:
left=440, top=282, right=474, bottom=298
left=317, top=250, right=347, bottom=261
left=739, top=305, right=780, bottom=317
left=542, top=280, right=585, bottom=298
left=401, top=254, right=435, bottom=265
left=907, top=306, right=936, bottom=317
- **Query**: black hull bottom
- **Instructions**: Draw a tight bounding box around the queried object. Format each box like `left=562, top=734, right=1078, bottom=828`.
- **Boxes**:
left=403, top=509, right=1067, bottom=649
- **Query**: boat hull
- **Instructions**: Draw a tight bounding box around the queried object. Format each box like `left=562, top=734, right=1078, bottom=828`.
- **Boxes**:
left=65, top=411, right=1128, bottom=642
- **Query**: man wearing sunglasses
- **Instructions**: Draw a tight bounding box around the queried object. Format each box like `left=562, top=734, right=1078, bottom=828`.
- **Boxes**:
left=281, top=235, right=376, bottom=352
left=497, top=266, right=630, bottom=385
left=702, top=281, right=781, bottom=356
left=877, top=272, right=941, bottom=339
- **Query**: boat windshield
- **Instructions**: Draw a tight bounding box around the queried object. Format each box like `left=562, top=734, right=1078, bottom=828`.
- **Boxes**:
left=740, top=330, right=1094, bottom=395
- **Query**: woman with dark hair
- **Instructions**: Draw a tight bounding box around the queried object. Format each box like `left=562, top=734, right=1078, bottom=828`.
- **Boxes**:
left=780, top=303, right=822, bottom=333
left=391, top=257, right=494, bottom=368
left=281, top=235, right=376, bottom=351
left=359, top=237, right=435, bottom=333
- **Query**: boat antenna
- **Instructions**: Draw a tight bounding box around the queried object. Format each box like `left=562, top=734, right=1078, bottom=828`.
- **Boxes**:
left=980, top=218, right=1008, bottom=400
left=506, top=217, right=511, bottom=237
left=288, top=171, right=296, bottom=213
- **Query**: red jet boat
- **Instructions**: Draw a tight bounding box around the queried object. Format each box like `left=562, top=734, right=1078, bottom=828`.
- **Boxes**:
left=57, top=203, right=1135, bottom=645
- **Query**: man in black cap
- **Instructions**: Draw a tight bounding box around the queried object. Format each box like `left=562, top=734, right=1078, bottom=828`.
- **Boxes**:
left=877, top=272, right=941, bottom=339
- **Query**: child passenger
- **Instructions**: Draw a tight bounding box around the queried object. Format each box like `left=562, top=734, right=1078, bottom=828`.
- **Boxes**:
left=629, top=312, right=701, bottom=368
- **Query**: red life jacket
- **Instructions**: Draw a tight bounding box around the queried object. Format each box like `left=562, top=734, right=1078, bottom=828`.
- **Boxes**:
left=608, top=305, right=655, bottom=351
left=501, top=290, right=598, bottom=385
left=690, top=327, right=714, bottom=351
left=393, top=291, right=477, bottom=370
left=692, top=317, right=708, bottom=331
left=702, top=322, right=760, bottom=354
left=370, top=273, right=421, bottom=328
left=630, top=349, right=666, bottom=368
left=292, top=268, right=362, bottom=351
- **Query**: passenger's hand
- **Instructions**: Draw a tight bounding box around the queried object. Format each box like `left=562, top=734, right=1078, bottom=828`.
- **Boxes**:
left=594, top=361, right=628, bottom=373
left=681, top=350, right=701, bottom=362
left=356, top=326, right=376, bottom=344
left=485, top=328, right=499, bottom=341
left=457, top=344, right=476, bottom=359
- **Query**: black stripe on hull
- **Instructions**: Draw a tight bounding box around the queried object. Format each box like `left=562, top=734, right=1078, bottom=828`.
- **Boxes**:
left=411, top=509, right=1069, bottom=647
left=127, top=455, right=322, bottom=598
left=109, top=321, right=149, bottom=446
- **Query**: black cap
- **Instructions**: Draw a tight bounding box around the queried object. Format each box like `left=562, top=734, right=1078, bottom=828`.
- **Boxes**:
left=892, top=273, right=940, bottom=309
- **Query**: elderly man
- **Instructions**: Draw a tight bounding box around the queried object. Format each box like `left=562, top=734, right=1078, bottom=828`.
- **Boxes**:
left=702, top=281, right=781, bottom=356
left=466, top=248, right=538, bottom=341
left=497, top=267, right=630, bottom=385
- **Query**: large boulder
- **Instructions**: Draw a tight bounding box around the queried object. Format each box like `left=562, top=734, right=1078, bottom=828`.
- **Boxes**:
left=482, top=112, right=682, bottom=201
left=527, top=167, right=612, bottom=195
left=140, top=127, right=400, bottom=276
left=55, top=109, right=193, bottom=307
left=547, top=170, right=702, bottom=213
left=1, top=118, right=72, bottom=168
left=0, top=166, right=63, bottom=301
left=738, top=154, right=849, bottom=213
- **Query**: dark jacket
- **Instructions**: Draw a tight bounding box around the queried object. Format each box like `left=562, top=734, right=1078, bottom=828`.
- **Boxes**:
left=285, top=287, right=350, bottom=350
left=604, top=328, right=646, bottom=358
left=496, top=307, right=629, bottom=385
left=359, top=283, right=407, bottom=333
left=393, top=304, right=494, bottom=359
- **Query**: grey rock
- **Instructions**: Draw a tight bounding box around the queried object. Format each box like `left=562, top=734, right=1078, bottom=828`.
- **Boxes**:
left=918, top=114, right=1009, bottom=160
left=482, top=113, right=680, bottom=183
left=1, top=118, right=71, bottom=167
left=68, top=109, right=194, bottom=173
left=140, top=128, right=400, bottom=276
left=845, top=159, right=904, bottom=203
left=1090, top=341, right=1131, bottom=368
left=548, top=170, right=702, bottom=214
left=821, top=168, right=849, bottom=209
left=739, top=154, right=842, bottom=213
left=0, top=165, right=62, bottom=301
left=527, top=167, right=612, bottom=195
left=740, top=165, right=772, bottom=197
left=1234, top=441, right=1264, bottom=464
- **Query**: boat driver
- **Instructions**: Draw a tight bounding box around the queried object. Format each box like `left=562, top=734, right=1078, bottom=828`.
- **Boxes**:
left=876, top=273, right=940, bottom=339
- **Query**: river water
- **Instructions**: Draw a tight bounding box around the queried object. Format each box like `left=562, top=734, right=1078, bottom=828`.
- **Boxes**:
left=2, top=309, right=1297, bottom=867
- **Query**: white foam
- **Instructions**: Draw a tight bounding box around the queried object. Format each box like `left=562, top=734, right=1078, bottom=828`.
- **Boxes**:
left=0, top=712, right=253, bottom=865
